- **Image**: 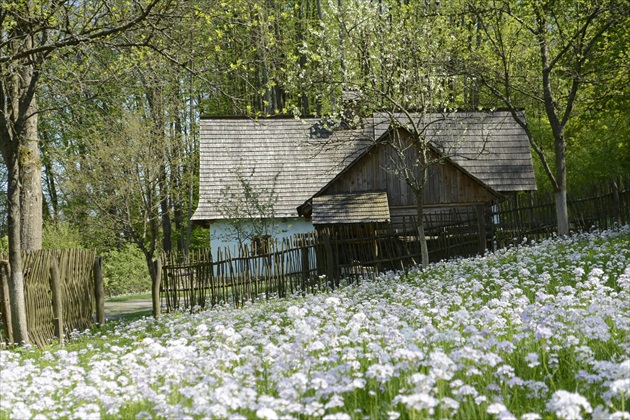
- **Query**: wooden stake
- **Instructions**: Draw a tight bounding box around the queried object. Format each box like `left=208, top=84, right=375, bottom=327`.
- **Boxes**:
left=476, top=204, right=487, bottom=256
left=49, top=258, right=64, bottom=345
left=152, top=258, right=162, bottom=319
left=93, top=256, right=105, bottom=326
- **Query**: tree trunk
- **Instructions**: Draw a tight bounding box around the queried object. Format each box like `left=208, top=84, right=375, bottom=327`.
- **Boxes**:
left=415, top=192, right=429, bottom=269
left=6, top=153, right=29, bottom=345
left=555, top=188, right=569, bottom=235
left=539, top=25, right=570, bottom=237
left=159, top=167, right=172, bottom=253
left=19, top=105, right=43, bottom=250
left=554, top=130, right=569, bottom=236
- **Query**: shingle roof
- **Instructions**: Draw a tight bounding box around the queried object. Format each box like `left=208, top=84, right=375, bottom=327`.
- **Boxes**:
left=192, top=111, right=536, bottom=222
left=373, top=111, right=537, bottom=192
left=312, top=192, right=390, bottom=225
left=192, top=117, right=371, bottom=221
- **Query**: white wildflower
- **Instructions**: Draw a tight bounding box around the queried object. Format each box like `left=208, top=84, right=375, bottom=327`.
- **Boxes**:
left=611, top=378, right=630, bottom=397
left=323, top=413, right=351, bottom=420
left=546, top=390, right=592, bottom=420
left=394, top=393, right=438, bottom=414
left=256, top=407, right=279, bottom=420
left=525, top=352, right=540, bottom=368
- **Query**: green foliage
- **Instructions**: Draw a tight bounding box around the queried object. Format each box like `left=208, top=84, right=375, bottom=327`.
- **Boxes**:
left=102, top=244, right=151, bottom=297
left=42, top=222, right=84, bottom=249
left=171, top=225, right=209, bottom=250
left=566, top=99, right=630, bottom=188
left=0, top=236, right=7, bottom=253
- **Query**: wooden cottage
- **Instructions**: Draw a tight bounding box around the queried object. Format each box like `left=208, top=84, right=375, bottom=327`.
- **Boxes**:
left=191, top=111, right=536, bottom=258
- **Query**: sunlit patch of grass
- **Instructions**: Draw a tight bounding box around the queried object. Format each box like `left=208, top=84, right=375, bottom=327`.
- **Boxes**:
left=106, top=292, right=152, bottom=302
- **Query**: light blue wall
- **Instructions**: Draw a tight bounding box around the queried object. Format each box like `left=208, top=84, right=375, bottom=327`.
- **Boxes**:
left=209, top=218, right=314, bottom=258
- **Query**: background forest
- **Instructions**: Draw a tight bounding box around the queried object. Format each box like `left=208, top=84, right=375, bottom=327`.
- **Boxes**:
left=1, top=0, right=628, bottom=296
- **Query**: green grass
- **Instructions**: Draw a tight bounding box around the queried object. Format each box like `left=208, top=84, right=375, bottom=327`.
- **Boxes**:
left=106, top=292, right=152, bottom=302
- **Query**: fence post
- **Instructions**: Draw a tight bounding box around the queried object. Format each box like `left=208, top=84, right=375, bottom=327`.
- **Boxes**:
left=49, top=258, right=64, bottom=345
left=152, top=258, right=162, bottom=319
left=93, top=256, right=105, bottom=326
left=323, top=233, right=335, bottom=288
left=301, top=246, right=309, bottom=294
left=612, top=180, right=623, bottom=226
left=0, top=260, right=13, bottom=345
left=476, top=204, right=487, bottom=256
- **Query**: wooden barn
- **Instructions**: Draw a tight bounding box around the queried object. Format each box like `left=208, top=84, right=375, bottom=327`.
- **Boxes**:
left=298, top=112, right=537, bottom=233
left=191, top=111, right=536, bottom=257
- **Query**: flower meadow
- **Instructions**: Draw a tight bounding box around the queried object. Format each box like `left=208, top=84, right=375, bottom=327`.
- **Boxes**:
left=2, top=228, right=630, bottom=420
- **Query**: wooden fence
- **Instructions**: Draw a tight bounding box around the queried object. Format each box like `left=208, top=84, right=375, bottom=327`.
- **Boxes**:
left=159, top=216, right=486, bottom=312
left=494, top=177, right=630, bottom=247
left=160, top=235, right=323, bottom=311
left=0, top=250, right=103, bottom=347
left=160, top=177, right=630, bottom=313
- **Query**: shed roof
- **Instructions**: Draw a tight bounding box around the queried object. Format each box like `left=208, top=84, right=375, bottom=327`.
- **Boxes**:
left=191, top=117, right=371, bottom=221
left=312, top=192, right=391, bottom=225
left=373, top=111, right=537, bottom=192
left=192, top=111, right=536, bottom=222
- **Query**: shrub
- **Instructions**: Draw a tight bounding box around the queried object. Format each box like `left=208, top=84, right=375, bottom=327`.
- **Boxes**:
left=102, top=243, right=150, bottom=297
left=42, top=222, right=84, bottom=249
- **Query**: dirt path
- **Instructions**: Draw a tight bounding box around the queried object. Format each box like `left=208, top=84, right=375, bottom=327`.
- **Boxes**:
left=104, top=298, right=153, bottom=320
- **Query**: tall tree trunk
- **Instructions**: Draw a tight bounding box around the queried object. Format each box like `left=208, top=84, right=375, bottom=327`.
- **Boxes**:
left=5, top=150, right=29, bottom=345
left=41, top=133, right=59, bottom=220
left=540, top=31, right=570, bottom=236
left=0, top=21, right=41, bottom=344
left=159, top=166, right=172, bottom=253
left=20, top=104, right=43, bottom=250
left=554, top=134, right=569, bottom=235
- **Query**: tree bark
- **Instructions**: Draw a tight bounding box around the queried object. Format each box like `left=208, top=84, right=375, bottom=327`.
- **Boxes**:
left=415, top=191, right=430, bottom=269
left=19, top=104, right=43, bottom=250
left=6, top=153, right=29, bottom=345
left=152, top=258, right=162, bottom=318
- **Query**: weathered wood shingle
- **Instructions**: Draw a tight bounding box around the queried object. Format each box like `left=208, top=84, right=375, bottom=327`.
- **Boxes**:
left=192, top=117, right=371, bottom=221
left=312, top=192, right=390, bottom=225
left=192, top=111, right=536, bottom=222
left=373, top=110, right=537, bottom=193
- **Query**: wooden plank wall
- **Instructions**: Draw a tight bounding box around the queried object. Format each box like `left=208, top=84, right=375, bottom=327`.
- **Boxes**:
left=324, top=132, right=496, bottom=207
left=0, top=249, right=97, bottom=347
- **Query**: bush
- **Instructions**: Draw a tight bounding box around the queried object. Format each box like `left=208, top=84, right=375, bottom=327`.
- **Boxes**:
left=42, top=222, right=84, bottom=249
left=102, top=243, right=150, bottom=297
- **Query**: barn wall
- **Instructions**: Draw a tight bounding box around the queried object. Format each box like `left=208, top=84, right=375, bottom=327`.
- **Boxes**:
left=388, top=205, right=483, bottom=232
left=323, top=129, right=497, bottom=207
